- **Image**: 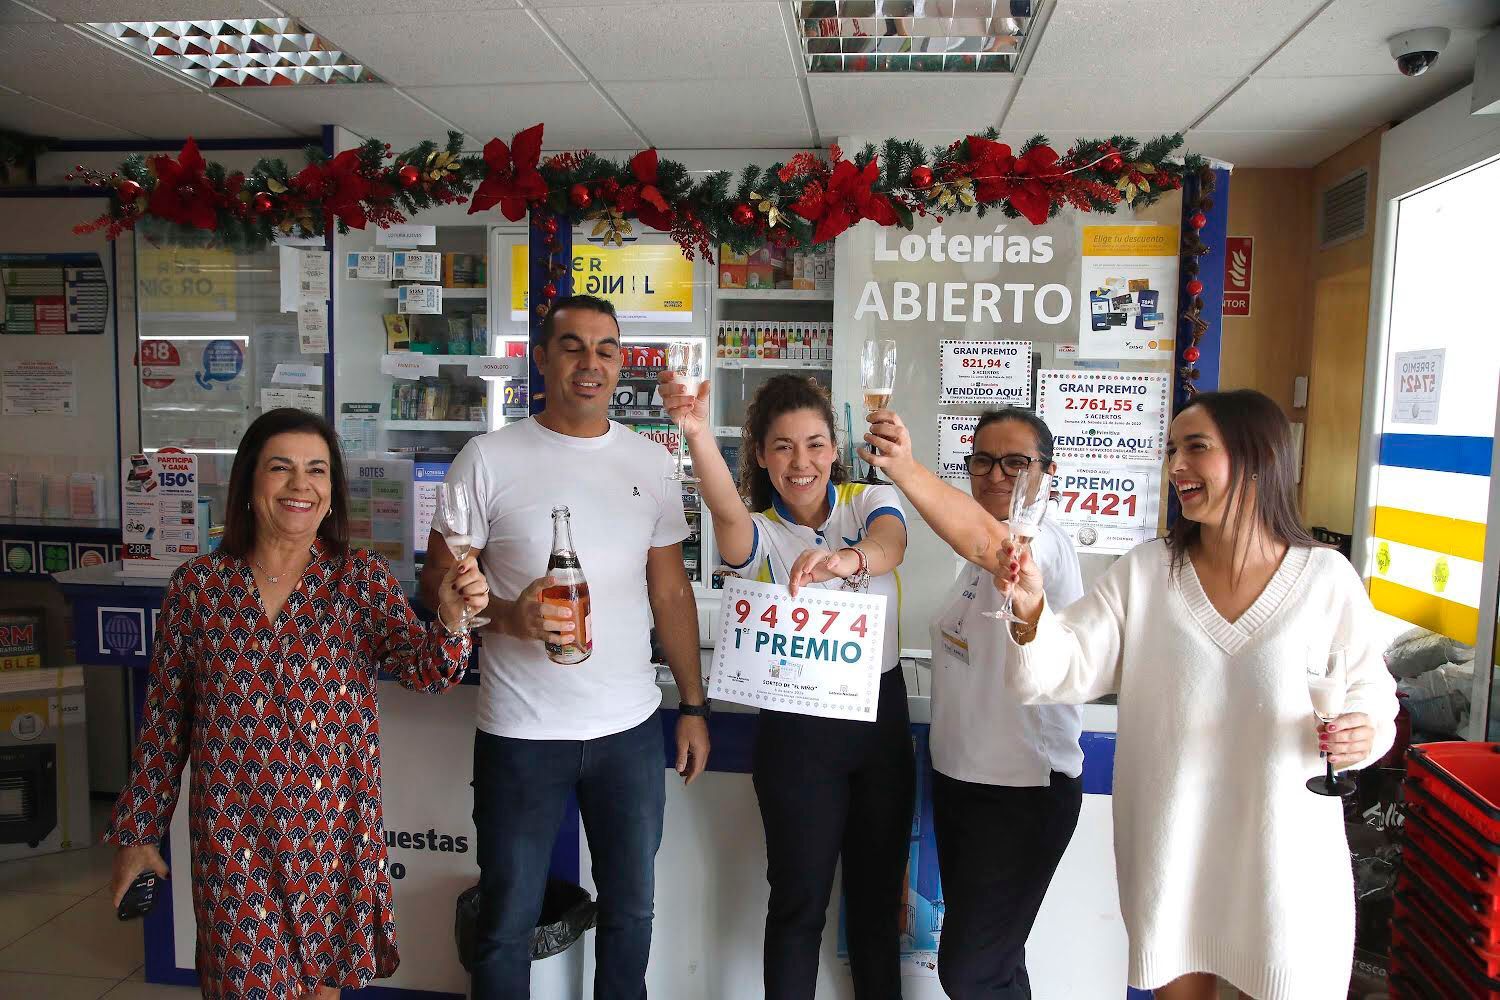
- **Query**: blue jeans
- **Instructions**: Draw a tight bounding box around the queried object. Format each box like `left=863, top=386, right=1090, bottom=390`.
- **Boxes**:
left=471, top=715, right=666, bottom=999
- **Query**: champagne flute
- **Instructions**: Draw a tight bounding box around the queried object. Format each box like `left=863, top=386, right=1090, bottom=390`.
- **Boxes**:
left=432, top=482, right=489, bottom=629
left=1306, top=647, right=1357, bottom=796
left=861, top=339, right=897, bottom=484
left=983, top=467, right=1053, bottom=622
left=665, top=340, right=705, bottom=484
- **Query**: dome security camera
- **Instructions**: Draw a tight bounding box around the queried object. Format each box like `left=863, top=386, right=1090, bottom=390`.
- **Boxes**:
left=1388, top=27, right=1451, bottom=77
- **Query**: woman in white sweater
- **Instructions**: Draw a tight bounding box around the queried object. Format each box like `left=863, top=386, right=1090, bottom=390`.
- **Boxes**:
left=867, top=389, right=1398, bottom=1000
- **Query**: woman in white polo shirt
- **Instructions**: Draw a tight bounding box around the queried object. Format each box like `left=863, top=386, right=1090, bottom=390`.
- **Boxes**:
left=865, top=406, right=1085, bottom=1000
left=661, top=372, right=911, bottom=1000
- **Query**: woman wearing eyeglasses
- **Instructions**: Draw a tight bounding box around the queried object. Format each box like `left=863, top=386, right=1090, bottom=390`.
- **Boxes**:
left=862, top=406, right=1085, bottom=999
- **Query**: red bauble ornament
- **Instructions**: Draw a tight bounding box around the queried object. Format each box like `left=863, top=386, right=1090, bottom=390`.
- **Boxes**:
left=253, top=193, right=274, bottom=215
left=1190, top=211, right=1207, bottom=230
left=569, top=184, right=592, bottom=209
left=1102, top=153, right=1123, bottom=173
left=1186, top=279, right=1204, bottom=297
left=1183, top=346, right=1201, bottom=363
left=116, top=179, right=143, bottom=203
left=731, top=203, right=754, bottom=227
left=909, top=165, right=934, bottom=190
left=600, top=177, right=621, bottom=203
left=542, top=216, right=559, bottom=236
left=398, top=164, right=421, bottom=189
left=542, top=282, right=558, bottom=300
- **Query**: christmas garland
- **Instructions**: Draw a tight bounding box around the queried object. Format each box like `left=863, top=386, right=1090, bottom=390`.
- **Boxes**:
left=1, top=128, right=52, bottom=184
left=1176, top=169, right=1217, bottom=403
left=71, top=124, right=1205, bottom=257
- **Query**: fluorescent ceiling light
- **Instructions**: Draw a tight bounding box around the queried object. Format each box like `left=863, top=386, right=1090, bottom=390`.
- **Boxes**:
left=794, top=0, right=1041, bottom=73
left=81, top=18, right=378, bottom=88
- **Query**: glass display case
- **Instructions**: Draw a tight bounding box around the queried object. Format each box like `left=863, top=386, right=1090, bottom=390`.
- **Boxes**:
left=134, top=235, right=310, bottom=526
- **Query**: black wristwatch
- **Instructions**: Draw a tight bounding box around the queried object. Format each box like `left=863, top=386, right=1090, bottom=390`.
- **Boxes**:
left=678, top=700, right=711, bottom=718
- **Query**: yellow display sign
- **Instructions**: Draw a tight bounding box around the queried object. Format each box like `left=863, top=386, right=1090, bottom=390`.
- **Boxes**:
left=511, top=244, right=693, bottom=323
left=1081, top=225, right=1180, bottom=257
left=137, top=244, right=238, bottom=320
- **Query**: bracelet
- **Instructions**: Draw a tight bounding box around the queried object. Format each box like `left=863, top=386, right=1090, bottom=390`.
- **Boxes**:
left=437, top=607, right=468, bottom=637
left=840, top=546, right=870, bottom=591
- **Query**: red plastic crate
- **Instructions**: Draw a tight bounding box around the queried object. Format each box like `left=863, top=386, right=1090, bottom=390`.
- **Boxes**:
left=1398, top=875, right=1500, bottom=977
left=1404, top=776, right=1500, bottom=863
left=1405, top=809, right=1500, bottom=910
left=1392, top=898, right=1500, bottom=999
left=1395, top=880, right=1500, bottom=984
left=1407, top=743, right=1500, bottom=842
left=1399, top=863, right=1500, bottom=953
left=1391, top=944, right=1472, bottom=1000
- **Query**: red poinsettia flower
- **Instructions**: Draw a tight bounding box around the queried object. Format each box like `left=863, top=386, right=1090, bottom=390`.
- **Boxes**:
left=620, top=148, right=673, bottom=231
left=468, top=123, right=547, bottom=221
left=791, top=157, right=897, bottom=244
left=147, top=138, right=218, bottom=230
left=294, top=149, right=372, bottom=230
left=1009, top=144, right=1061, bottom=225
left=966, top=135, right=1016, bottom=202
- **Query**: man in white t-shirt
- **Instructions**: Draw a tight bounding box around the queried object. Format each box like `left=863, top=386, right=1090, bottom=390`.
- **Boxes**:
left=420, top=294, right=710, bottom=999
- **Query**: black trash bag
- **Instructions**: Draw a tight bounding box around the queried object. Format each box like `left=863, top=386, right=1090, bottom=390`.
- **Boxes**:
left=1347, top=767, right=1406, bottom=995
left=455, top=879, right=598, bottom=972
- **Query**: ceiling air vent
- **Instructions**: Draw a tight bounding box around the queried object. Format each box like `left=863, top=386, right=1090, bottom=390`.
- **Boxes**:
left=1319, top=169, right=1369, bottom=250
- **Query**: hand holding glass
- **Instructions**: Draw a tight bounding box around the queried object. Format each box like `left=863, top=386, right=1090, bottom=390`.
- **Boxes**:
left=983, top=468, right=1053, bottom=623
left=1306, top=648, right=1356, bottom=796
left=433, top=483, right=489, bottom=629
left=666, top=341, right=705, bottom=484
left=861, top=340, right=897, bottom=483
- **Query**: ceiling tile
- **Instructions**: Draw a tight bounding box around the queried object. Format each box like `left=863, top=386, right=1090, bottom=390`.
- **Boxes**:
left=0, top=0, right=52, bottom=21
left=298, top=11, right=581, bottom=86
left=1027, top=0, right=1327, bottom=80
left=606, top=78, right=813, bottom=148
left=285, top=0, right=517, bottom=13
left=405, top=83, right=642, bottom=148
left=531, top=0, right=769, bottom=5
left=538, top=3, right=797, bottom=81
left=1005, top=75, right=1235, bottom=132
left=222, top=85, right=456, bottom=138
left=809, top=75, right=1014, bottom=139
left=43, top=91, right=298, bottom=140
left=1183, top=128, right=1371, bottom=168
left=1259, top=0, right=1495, bottom=78
left=1201, top=75, right=1435, bottom=131
left=14, top=1, right=282, bottom=19
left=0, top=94, right=140, bottom=137
left=0, top=22, right=199, bottom=95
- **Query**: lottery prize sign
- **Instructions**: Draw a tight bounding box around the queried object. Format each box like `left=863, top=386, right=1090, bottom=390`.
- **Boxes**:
left=1051, top=460, right=1162, bottom=554
left=709, top=578, right=886, bottom=722
left=1036, top=370, right=1170, bottom=462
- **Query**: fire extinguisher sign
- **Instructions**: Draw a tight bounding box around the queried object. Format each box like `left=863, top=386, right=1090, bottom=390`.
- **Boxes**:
left=1223, top=236, right=1253, bottom=317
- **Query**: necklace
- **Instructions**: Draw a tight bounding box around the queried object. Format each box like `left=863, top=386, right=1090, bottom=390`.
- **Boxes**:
left=254, top=549, right=306, bottom=585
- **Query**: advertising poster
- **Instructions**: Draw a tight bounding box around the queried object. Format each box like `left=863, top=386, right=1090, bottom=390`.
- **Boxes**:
left=937, top=339, right=1033, bottom=407
left=709, top=578, right=886, bottom=722
left=0, top=253, right=108, bottom=334
left=347, top=457, right=414, bottom=577
left=936, top=414, right=981, bottom=484
left=2, top=359, right=77, bottom=416
left=412, top=461, right=449, bottom=557
left=1036, top=370, right=1170, bottom=463
left=121, top=449, right=199, bottom=578
left=137, top=245, right=238, bottom=321
left=1077, top=224, right=1179, bottom=359
left=1052, top=460, right=1162, bottom=554
left=511, top=244, right=694, bottom=322
left=1391, top=348, right=1445, bottom=425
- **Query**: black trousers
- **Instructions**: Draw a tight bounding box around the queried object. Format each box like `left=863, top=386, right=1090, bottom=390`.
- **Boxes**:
left=931, top=768, right=1083, bottom=999
left=753, top=667, right=917, bottom=1000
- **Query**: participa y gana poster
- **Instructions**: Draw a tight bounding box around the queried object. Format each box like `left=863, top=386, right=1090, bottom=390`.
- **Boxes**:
left=1051, top=460, right=1163, bottom=554
left=709, top=578, right=885, bottom=722
left=1036, top=370, right=1170, bottom=463
left=937, top=339, right=1033, bottom=407
left=1077, top=224, right=1179, bottom=359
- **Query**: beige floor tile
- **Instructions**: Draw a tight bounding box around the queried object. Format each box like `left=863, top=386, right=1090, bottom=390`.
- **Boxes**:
left=128, top=964, right=145, bottom=981
left=102, top=981, right=203, bottom=999
left=0, top=892, right=82, bottom=948
left=0, top=888, right=142, bottom=979
left=0, top=843, right=114, bottom=898
left=0, top=971, right=116, bottom=999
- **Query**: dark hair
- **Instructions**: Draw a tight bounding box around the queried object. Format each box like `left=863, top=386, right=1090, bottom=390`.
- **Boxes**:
left=739, top=374, right=849, bottom=513
left=220, top=408, right=350, bottom=560
left=973, top=407, right=1054, bottom=466
left=540, top=294, right=618, bottom=345
left=1165, top=389, right=1317, bottom=573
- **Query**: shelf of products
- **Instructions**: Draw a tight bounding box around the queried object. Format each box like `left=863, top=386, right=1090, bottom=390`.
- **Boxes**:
left=714, top=288, right=833, bottom=302
left=384, top=420, right=487, bottom=432
left=717, top=358, right=832, bottom=371
left=716, top=244, right=832, bottom=296
left=713, top=320, right=832, bottom=362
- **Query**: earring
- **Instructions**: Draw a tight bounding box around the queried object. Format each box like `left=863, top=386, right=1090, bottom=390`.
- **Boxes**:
left=1251, top=474, right=1258, bottom=481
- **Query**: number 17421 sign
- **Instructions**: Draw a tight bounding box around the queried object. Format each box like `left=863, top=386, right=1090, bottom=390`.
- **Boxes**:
left=709, top=577, right=887, bottom=721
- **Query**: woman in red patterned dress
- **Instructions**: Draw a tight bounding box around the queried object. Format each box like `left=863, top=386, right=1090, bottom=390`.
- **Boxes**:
left=105, top=408, right=489, bottom=1000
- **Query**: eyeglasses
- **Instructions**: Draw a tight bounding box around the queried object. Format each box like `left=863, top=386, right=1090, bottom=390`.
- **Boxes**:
left=964, top=452, right=1042, bottom=478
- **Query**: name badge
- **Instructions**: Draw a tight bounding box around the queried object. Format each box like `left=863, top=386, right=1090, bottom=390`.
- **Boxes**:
left=939, top=627, right=970, bottom=666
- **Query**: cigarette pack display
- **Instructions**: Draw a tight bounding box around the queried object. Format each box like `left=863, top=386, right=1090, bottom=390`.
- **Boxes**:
left=446, top=318, right=471, bottom=355
left=470, top=312, right=489, bottom=355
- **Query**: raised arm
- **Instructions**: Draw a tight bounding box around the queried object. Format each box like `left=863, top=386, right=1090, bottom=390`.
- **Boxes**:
left=861, top=409, right=1009, bottom=575
left=660, top=371, right=756, bottom=566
